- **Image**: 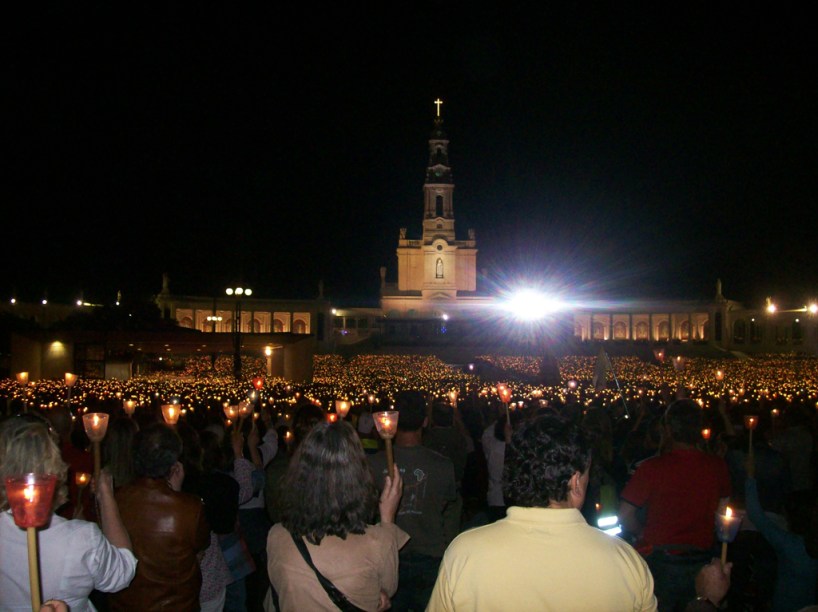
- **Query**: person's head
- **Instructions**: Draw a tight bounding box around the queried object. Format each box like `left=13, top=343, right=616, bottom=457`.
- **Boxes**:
left=292, top=403, right=326, bottom=450
left=133, top=422, right=182, bottom=479
left=0, top=414, right=68, bottom=512
left=199, top=428, right=226, bottom=473
left=102, top=416, right=139, bottom=488
left=280, top=420, right=379, bottom=544
left=664, top=399, right=703, bottom=446
left=395, top=390, right=427, bottom=432
left=44, top=405, right=72, bottom=444
left=430, top=400, right=454, bottom=428
left=503, top=413, right=592, bottom=508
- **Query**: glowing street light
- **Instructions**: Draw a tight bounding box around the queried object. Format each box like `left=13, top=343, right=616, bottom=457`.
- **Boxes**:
left=500, top=288, right=564, bottom=321
left=226, top=286, right=252, bottom=380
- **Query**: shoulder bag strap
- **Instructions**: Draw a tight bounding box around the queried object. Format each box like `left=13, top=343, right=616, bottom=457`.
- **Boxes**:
left=290, top=531, right=367, bottom=612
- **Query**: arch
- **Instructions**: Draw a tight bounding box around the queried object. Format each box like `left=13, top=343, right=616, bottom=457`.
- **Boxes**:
left=680, top=320, right=690, bottom=341
left=657, top=321, right=670, bottom=341
left=252, top=318, right=261, bottom=333
left=635, top=321, right=649, bottom=340
left=574, top=322, right=584, bottom=338
left=273, top=319, right=285, bottom=333
left=179, top=316, right=194, bottom=329
left=436, top=258, right=444, bottom=279
left=733, top=320, right=746, bottom=344
left=613, top=321, right=627, bottom=340
left=592, top=322, right=605, bottom=340
left=701, top=319, right=709, bottom=341
left=293, top=319, right=307, bottom=334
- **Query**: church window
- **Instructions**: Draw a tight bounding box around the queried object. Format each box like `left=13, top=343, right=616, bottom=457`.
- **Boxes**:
left=435, top=195, right=443, bottom=217
left=635, top=321, right=649, bottom=340
left=793, top=320, right=803, bottom=343
left=750, top=320, right=762, bottom=343
left=436, top=258, right=444, bottom=278
left=733, top=320, right=746, bottom=344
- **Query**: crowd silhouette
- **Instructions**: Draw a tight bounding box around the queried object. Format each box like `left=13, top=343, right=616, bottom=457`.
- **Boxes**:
left=2, top=351, right=818, bottom=610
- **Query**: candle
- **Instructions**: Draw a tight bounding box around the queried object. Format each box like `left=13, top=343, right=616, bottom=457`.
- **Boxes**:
left=715, top=370, right=724, bottom=382
left=237, top=400, right=252, bottom=419
left=161, top=404, right=180, bottom=425
left=253, top=376, right=264, bottom=390
left=715, top=506, right=742, bottom=566
left=374, top=410, right=400, bottom=477
left=82, top=413, right=109, bottom=483
left=335, top=399, right=351, bottom=419
left=122, top=399, right=137, bottom=416
left=4, top=473, right=58, bottom=612
left=223, top=403, right=239, bottom=421
left=82, top=413, right=109, bottom=443
left=5, top=473, right=58, bottom=529
left=16, top=372, right=29, bottom=386
left=75, top=472, right=91, bottom=488
left=701, top=428, right=711, bottom=441
left=65, top=372, right=78, bottom=387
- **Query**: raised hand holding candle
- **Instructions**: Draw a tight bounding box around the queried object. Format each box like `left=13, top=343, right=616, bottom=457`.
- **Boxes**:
left=4, top=473, right=58, bottom=612
left=374, top=410, right=399, bottom=477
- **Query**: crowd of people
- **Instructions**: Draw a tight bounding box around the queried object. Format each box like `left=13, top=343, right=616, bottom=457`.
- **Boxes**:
left=2, top=351, right=818, bottom=610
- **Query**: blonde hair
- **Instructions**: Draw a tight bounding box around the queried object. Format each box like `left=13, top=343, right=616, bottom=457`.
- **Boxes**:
left=0, top=415, right=68, bottom=512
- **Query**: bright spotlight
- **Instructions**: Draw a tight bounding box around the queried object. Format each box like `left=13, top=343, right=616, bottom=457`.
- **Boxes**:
left=502, top=289, right=563, bottom=321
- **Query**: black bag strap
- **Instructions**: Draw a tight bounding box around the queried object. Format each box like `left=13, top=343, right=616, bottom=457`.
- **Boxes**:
left=290, top=531, right=367, bottom=612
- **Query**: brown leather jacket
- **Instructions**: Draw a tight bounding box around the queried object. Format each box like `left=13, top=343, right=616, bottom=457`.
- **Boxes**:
left=109, top=477, right=210, bottom=611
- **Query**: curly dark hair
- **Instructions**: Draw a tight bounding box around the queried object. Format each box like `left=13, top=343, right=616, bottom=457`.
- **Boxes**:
left=503, top=412, right=592, bottom=507
left=133, top=422, right=182, bottom=479
left=664, top=399, right=702, bottom=446
left=280, top=420, right=379, bottom=544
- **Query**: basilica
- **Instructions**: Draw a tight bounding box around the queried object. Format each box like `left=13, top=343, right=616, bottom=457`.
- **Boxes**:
left=8, top=102, right=815, bottom=384
left=153, top=101, right=818, bottom=357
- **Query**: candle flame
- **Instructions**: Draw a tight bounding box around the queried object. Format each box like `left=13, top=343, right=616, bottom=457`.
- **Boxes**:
left=92, top=414, right=100, bottom=427
left=725, top=506, right=733, bottom=518
left=24, top=484, right=35, bottom=503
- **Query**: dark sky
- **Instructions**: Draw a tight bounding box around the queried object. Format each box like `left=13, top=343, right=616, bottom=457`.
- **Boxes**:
left=6, top=4, right=818, bottom=309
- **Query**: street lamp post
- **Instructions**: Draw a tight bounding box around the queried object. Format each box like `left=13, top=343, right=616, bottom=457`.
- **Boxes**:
left=226, top=287, right=252, bottom=380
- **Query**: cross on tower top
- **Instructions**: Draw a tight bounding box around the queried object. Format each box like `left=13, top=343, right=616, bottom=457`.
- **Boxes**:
left=434, top=98, right=443, bottom=117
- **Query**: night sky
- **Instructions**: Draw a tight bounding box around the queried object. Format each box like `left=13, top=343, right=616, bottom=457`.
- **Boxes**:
left=6, top=5, right=817, bottom=310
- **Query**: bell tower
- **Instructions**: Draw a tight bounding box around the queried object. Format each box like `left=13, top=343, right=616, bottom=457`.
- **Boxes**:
left=385, top=99, right=479, bottom=315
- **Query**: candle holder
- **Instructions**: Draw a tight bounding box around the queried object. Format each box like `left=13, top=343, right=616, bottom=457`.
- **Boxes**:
left=161, top=403, right=181, bottom=425
left=73, top=471, right=91, bottom=519
left=64, top=372, right=78, bottom=409
left=223, top=403, right=239, bottom=423
left=335, top=399, right=351, bottom=419
left=122, top=399, right=137, bottom=417
left=498, top=384, right=512, bottom=424
left=373, top=410, right=399, bottom=477
left=237, top=400, right=253, bottom=423
left=744, top=414, right=758, bottom=455
left=715, top=506, right=743, bottom=566
left=16, top=371, right=29, bottom=386
left=4, top=473, right=58, bottom=611
left=82, top=413, right=109, bottom=483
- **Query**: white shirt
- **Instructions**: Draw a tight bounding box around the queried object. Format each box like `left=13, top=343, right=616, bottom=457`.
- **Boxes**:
left=239, top=428, right=279, bottom=510
left=481, top=423, right=506, bottom=507
left=0, top=510, right=137, bottom=612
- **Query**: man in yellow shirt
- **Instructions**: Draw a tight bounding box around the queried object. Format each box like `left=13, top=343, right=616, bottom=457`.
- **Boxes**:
left=427, top=412, right=658, bottom=611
